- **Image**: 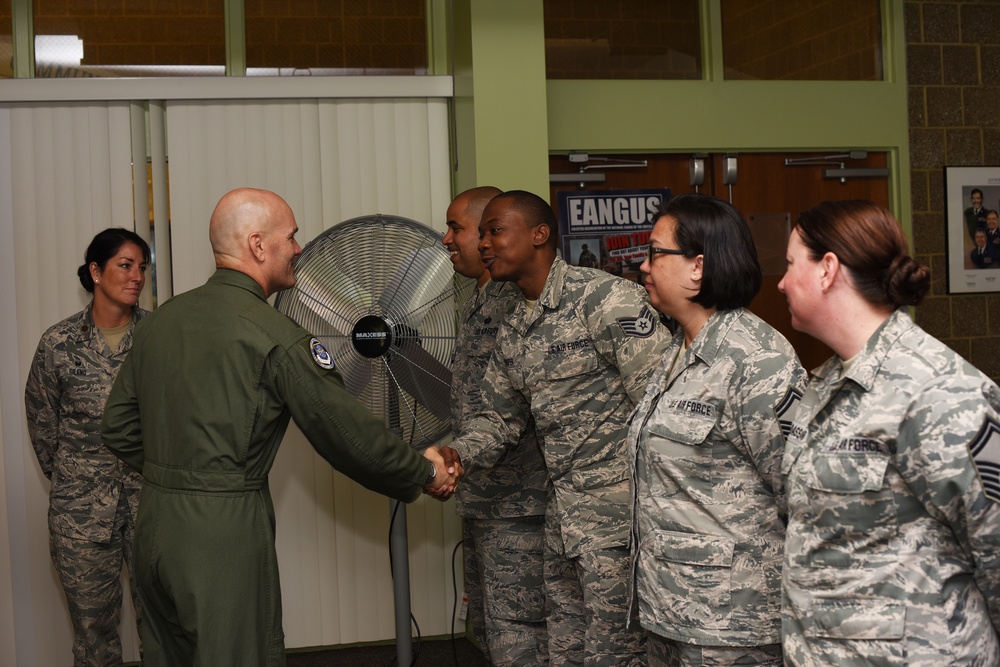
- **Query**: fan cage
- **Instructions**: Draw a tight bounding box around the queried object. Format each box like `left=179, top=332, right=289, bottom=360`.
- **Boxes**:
left=275, top=214, right=475, bottom=448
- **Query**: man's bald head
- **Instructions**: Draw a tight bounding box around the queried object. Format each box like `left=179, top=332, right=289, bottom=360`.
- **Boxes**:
left=208, top=188, right=302, bottom=297
left=210, top=188, right=290, bottom=264
left=449, top=186, right=502, bottom=227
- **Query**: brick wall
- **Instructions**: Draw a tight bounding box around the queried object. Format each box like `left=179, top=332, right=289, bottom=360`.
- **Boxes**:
left=32, top=0, right=225, bottom=70
left=245, top=0, right=426, bottom=73
left=543, top=0, right=702, bottom=79
left=907, top=0, right=1000, bottom=381
left=722, top=0, right=882, bottom=80
left=0, top=0, right=10, bottom=78
left=27, top=0, right=425, bottom=76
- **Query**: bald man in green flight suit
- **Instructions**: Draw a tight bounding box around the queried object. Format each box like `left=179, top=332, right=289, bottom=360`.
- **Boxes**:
left=101, top=188, right=461, bottom=667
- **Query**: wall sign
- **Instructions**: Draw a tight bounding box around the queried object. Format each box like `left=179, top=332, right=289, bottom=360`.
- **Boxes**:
left=557, top=188, right=671, bottom=282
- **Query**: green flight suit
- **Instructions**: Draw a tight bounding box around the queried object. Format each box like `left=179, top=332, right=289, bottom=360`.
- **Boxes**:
left=101, top=269, right=430, bottom=667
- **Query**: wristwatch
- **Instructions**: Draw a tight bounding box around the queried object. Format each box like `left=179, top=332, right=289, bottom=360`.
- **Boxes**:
left=426, top=460, right=437, bottom=485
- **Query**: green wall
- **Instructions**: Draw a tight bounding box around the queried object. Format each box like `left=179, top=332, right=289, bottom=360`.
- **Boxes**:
left=452, top=0, right=910, bottom=229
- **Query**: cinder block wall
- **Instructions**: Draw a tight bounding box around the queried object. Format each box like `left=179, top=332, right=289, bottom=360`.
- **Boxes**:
left=907, top=0, right=1000, bottom=381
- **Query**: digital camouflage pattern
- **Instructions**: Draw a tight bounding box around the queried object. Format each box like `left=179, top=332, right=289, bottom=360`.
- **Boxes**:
left=25, top=304, right=146, bottom=540
left=451, top=257, right=667, bottom=667
left=647, top=633, right=782, bottom=667
left=544, top=544, right=644, bottom=667
left=453, top=258, right=669, bottom=558
left=452, top=279, right=549, bottom=666
left=782, top=310, right=1000, bottom=667
left=472, top=516, right=548, bottom=666
left=25, top=303, right=146, bottom=667
left=452, top=279, right=548, bottom=519
left=628, top=308, right=806, bottom=648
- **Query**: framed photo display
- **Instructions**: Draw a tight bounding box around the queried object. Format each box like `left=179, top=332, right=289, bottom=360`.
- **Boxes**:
left=945, top=166, right=1000, bottom=293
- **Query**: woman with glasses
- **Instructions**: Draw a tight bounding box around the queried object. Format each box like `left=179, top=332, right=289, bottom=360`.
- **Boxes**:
left=627, top=194, right=806, bottom=667
left=778, top=200, right=1000, bottom=665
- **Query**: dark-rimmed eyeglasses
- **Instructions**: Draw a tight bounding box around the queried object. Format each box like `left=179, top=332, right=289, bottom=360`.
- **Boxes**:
left=647, top=245, right=685, bottom=263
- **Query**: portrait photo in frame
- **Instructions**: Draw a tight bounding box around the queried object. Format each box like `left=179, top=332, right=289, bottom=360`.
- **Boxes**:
left=945, top=166, right=1000, bottom=293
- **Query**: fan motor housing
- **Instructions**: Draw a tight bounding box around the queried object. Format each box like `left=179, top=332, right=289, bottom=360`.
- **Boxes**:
left=352, top=315, right=393, bottom=358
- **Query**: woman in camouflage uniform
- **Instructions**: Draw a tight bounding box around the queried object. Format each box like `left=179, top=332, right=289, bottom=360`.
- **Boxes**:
left=778, top=200, right=1000, bottom=666
left=25, top=228, right=150, bottom=667
left=628, top=195, right=806, bottom=667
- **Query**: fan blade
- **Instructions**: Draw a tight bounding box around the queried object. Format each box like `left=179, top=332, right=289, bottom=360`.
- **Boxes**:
left=334, top=353, right=375, bottom=397
left=294, top=257, right=374, bottom=334
left=377, top=247, right=454, bottom=327
left=386, top=339, right=453, bottom=423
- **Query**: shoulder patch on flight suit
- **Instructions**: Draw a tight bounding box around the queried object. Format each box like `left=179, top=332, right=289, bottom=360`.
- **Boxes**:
left=969, top=415, right=1000, bottom=503
left=310, top=337, right=335, bottom=370
left=617, top=305, right=657, bottom=338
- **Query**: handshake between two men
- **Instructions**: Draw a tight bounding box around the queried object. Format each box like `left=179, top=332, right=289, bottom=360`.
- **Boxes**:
left=422, top=446, right=464, bottom=500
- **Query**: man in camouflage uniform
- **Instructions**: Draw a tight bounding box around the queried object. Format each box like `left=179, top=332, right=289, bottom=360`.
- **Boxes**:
left=781, top=309, right=1000, bottom=666
left=445, top=186, right=549, bottom=666
left=446, top=190, right=669, bottom=667
left=26, top=305, right=146, bottom=667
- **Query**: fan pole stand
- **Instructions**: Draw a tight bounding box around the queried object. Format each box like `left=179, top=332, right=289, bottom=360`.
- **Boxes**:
left=390, top=498, right=412, bottom=666
left=273, top=214, right=478, bottom=667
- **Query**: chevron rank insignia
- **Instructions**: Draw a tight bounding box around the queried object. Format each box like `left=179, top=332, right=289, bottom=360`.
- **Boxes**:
left=775, top=386, right=805, bottom=441
left=617, top=306, right=657, bottom=338
left=969, top=415, right=1000, bottom=503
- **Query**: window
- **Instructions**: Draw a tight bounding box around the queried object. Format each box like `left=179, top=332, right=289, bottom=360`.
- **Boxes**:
left=245, top=0, right=427, bottom=76
left=0, top=0, right=11, bottom=78
left=722, top=0, right=882, bottom=81
left=544, top=0, right=702, bottom=80
left=33, top=0, right=226, bottom=78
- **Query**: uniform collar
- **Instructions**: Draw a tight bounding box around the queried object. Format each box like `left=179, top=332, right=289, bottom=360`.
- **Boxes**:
left=536, top=256, right=567, bottom=311
left=209, top=268, right=268, bottom=302
left=72, top=303, right=100, bottom=343
left=502, top=257, right=564, bottom=332
left=811, top=309, right=911, bottom=393
left=686, top=308, right=740, bottom=365
left=74, top=302, right=144, bottom=351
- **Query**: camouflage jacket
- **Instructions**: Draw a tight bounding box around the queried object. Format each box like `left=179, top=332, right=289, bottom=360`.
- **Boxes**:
left=627, top=308, right=806, bottom=646
left=452, top=280, right=548, bottom=519
left=24, top=303, right=146, bottom=543
left=453, top=257, right=669, bottom=557
left=782, top=310, right=1000, bottom=666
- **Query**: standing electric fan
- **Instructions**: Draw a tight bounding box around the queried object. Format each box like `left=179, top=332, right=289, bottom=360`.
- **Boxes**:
left=274, top=214, right=474, bottom=666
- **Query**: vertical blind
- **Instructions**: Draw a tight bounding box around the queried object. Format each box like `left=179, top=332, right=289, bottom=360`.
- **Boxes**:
left=0, top=92, right=462, bottom=665
left=0, top=101, right=142, bottom=666
left=164, top=96, right=461, bottom=647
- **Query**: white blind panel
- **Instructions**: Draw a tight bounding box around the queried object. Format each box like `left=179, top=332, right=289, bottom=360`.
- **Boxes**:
left=0, top=102, right=141, bottom=665
left=0, top=106, right=22, bottom=667
left=167, top=98, right=451, bottom=295
left=165, top=97, right=461, bottom=650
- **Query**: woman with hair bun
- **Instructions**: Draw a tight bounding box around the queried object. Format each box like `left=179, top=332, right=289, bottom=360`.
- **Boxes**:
left=778, top=200, right=1000, bottom=666
left=25, top=228, right=150, bottom=666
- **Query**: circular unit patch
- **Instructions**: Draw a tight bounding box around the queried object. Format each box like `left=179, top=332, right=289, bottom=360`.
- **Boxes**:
left=310, top=337, right=335, bottom=370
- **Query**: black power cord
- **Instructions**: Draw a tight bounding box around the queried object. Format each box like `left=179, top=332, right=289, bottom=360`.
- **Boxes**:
left=450, top=539, right=464, bottom=667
